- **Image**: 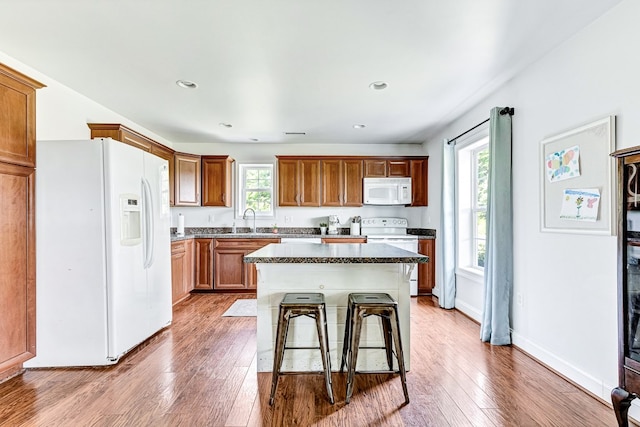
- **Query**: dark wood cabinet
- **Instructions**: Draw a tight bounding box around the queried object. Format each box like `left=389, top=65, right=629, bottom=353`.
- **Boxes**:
left=612, top=147, right=640, bottom=425
left=0, top=63, right=43, bottom=381
left=194, top=238, right=214, bottom=290
left=175, top=153, right=201, bottom=206
left=321, top=159, right=363, bottom=207
left=277, top=157, right=321, bottom=207
left=418, top=239, right=435, bottom=295
left=213, top=238, right=279, bottom=290
left=364, top=158, right=410, bottom=177
left=364, top=159, right=387, bottom=177
left=410, top=158, right=428, bottom=207
left=202, top=155, right=234, bottom=207
left=321, top=237, right=367, bottom=243
left=279, top=155, right=426, bottom=208
left=171, top=239, right=194, bottom=305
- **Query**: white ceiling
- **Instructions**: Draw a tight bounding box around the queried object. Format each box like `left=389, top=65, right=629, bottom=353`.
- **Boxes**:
left=0, top=0, right=621, bottom=145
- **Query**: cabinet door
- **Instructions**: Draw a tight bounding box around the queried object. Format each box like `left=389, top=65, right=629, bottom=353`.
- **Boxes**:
left=299, top=159, right=321, bottom=206
left=171, top=241, right=187, bottom=304
left=0, top=64, right=43, bottom=168
left=202, top=156, right=233, bottom=207
left=388, top=160, right=411, bottom=177
left=343, top=159, right=363, bottom=206
left=410, top=158, right=428, bottom=206
left=278, top=158, right=300, bottom=206
left=175, top=153, right=201, bottom=206
left=184, top=239, right=195, bottom=292
left=321, top=159, right=342, bottom=206
left=194, top=238, right=213, bottom=290
left=214, top=249, right=247, bottom=289
left=418, top=239, right=435, bottom=295
left=364, top=159, right=387, bottom=177
left=0, top=163, right=35, bottom=372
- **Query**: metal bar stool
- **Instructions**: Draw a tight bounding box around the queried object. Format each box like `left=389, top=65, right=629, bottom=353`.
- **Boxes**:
left=269, top=293, right=334, bottom=405
left=340, top=292, right=409, bottom=404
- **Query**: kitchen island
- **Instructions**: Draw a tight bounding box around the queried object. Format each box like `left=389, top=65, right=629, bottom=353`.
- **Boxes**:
left=244, top=243, right=428, bottom=372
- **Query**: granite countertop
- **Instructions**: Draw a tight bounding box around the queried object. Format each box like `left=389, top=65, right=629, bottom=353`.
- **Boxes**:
left=243, top=242, right=429, bottom=264
left=171, top=227, right=436, bottom=242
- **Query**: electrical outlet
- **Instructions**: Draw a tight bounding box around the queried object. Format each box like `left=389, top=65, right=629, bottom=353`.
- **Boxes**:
left=516, top=292, right=523, bottom=307
left=284, top=216, right=292, bottom=223
left=208, top=214, right=214, bottom=223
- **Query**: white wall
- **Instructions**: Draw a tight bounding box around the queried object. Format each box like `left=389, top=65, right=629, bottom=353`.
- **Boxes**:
left=0, top=51, right=173, bottom=146
left=426, top=0, right=637, bottom=409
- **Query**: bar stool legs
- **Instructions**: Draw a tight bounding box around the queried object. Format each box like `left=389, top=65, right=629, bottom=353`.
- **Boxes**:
left=269, top=293, right=334, bottom=406
left=340, top=293, right=409, bottom=405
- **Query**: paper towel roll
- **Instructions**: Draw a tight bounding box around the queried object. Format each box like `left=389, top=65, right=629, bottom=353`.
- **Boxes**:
left=177, top=214, right=185, bottom=236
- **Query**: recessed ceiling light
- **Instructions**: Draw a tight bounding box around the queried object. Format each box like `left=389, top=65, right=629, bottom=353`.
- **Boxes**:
left=219, top=123, right=232, bottom=128
left=353, top=124, right=366, bottom=129
left=176, top=79, right=198, bottom=89
left=369, top=81, right=388, bottom=90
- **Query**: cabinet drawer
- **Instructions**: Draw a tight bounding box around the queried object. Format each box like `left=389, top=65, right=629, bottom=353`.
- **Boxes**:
left=171, top=241, right=186, bottom=255
left=214, top=238, right=280, bottom=249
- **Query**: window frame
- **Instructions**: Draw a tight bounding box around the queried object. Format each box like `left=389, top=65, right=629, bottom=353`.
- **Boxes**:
left=236, top=162, right=276, bottom=219
left=455, top=130, right=489, bottom=279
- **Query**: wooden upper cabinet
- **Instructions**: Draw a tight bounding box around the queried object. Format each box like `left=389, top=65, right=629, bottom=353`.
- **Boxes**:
left=88, top=123, right=176, bottom=206
left=388, top=159, right=410, bottom=177
left=410, top=158, right=428, bottom=206
left=277, top=157, right=321, bottom=207
left=174, top=153, right=201, bottom=206
left=202, top=156, right=234, bottom=207
left=0, top=64, right=44, bottom=168
left=88, top=123, right=153, bottom=152
left=321, top=159, right=342, bottom=206
left=364, top=159, right=387, bottom=177
left=364, top=158, right=410, bottom=177
left=321, top=159, right=363, bottom=207
left=343, top=159, right=364, bottom=206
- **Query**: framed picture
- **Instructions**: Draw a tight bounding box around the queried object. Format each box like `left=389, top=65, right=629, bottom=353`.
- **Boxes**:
left=540, top=115, right=616, bottom=235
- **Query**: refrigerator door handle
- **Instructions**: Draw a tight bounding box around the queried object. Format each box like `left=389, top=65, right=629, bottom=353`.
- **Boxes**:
left=142, top=177, right=155, bottom=269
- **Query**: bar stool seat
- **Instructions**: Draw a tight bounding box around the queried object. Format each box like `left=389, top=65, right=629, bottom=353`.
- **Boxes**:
left=269, top=293, right=334, bottom=405
left=340, top=292, right=409, bottom=404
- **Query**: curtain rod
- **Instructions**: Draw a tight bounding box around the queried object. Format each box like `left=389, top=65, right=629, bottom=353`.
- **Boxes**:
left=446, top=107, right=514, bottom=144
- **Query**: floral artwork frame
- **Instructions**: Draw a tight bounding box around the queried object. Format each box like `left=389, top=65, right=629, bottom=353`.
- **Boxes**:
left=540, top=116, right=616, bottom=235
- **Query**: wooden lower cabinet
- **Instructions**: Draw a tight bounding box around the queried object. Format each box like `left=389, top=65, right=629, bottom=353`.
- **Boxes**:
left=418, top=239, right=435, bottom=295
left=321, top=237, right=367, bottom=243
left=194, top=238, right=214, bottom=290
left=213, top=238, right=280, bottom=291
left=171, top=239, right=194, bottom=305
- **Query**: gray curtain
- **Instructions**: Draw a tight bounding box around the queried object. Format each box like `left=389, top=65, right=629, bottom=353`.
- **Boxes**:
left=439, top=138, right=456, bottom=309
left=480, top=107, right=514, bottom=345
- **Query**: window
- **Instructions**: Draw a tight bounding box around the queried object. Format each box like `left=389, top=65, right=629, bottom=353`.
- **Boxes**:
left=237, top=163, right=274, bottom=218
left=456, top=135, right=489, bottom=274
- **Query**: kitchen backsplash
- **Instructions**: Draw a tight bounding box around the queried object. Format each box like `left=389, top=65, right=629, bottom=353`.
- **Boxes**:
left=170, top=205, right=432, bottom=230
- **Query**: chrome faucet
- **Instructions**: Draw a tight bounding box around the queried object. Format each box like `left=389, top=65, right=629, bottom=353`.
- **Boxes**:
left=242, top=208, right=256, bottom=233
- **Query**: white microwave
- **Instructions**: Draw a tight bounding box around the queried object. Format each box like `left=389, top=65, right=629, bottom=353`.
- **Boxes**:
left=363, top=177, right=412, bottom=205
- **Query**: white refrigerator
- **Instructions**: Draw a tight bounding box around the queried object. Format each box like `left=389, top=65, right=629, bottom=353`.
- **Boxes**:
left=26, top=138, right=172, bottom=367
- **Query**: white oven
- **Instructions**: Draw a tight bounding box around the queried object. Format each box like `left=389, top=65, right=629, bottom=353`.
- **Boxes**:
left=361, top=217, right=419, bottom=296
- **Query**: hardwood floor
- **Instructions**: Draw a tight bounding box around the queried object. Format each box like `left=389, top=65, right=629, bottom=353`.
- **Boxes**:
left=0, top=294, right=617, bottom=426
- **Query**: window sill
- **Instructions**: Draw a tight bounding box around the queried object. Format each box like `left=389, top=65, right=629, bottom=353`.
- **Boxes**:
left=456, top=267, right=484, bottom=284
